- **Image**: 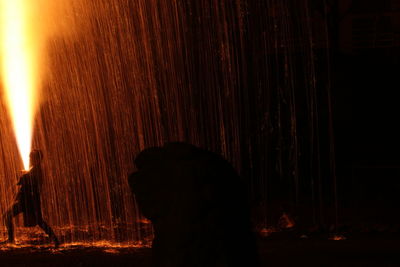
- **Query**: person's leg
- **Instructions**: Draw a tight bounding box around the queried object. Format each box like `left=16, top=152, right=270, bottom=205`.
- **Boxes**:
left=2, top=203, right=22, bottom=243
left=38, top=220, right=59, bottom=247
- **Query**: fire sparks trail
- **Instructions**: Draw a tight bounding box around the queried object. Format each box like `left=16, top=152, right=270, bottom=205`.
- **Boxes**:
left=0, top=0, right=40, bottom=170
left=0, top=0, right=336, bottom=245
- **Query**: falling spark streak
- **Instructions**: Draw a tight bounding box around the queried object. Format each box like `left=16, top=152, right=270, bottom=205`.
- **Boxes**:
left=1, top=0, right=40, bottom=170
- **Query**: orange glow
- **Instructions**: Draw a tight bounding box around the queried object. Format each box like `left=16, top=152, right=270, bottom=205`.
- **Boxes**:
left=259, top=227, right=277, bottom=237
left=278, top=212, right=295, bottom=229
left=329, top=235, right=347, bottom=241
left=0, top=0, right=41, bottom=170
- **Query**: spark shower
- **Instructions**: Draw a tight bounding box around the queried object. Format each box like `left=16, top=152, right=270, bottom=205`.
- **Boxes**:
left=0, top=0, right=336, bottom=245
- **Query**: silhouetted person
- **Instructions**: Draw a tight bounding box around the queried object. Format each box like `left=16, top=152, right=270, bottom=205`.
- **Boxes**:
left=129, top=143, right=258, bottom=267
left=1, top=150, right=59, bottom=247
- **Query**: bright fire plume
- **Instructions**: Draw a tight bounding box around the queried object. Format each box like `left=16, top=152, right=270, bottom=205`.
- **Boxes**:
left=0, top=0, right=41, bottom=170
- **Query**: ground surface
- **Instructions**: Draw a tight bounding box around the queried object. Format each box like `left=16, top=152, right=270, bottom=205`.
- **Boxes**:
left=0, top=233, right=399, bottom=266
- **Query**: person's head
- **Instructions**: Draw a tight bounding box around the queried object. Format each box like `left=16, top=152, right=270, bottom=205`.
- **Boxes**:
left=134, top=147, right=164, bottom=170
left=29, top=150, right=43, bottom=166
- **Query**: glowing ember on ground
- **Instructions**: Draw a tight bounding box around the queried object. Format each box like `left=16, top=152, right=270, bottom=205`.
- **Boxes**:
left=0, top=0, right=41, bottom=170
left=278, top=212, right=295, bottom=229
left=103, top=248, right=120, bottom=254
left=259, top=227, right=278, bottom=237
left=0, top=239, right=149, bottom=250
left=329, top=234, right=347, bottom=241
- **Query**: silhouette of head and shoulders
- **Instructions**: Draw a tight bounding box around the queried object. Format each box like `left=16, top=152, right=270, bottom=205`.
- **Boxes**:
left=17, top=150, right=43, bottom=197
left=129, top=142, right=258, bottom=267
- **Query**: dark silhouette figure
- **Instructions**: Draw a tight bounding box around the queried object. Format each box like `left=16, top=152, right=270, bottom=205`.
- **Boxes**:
left=129, top=143, right=258, bottom=267
left=2, top=150, right=59, bottom=247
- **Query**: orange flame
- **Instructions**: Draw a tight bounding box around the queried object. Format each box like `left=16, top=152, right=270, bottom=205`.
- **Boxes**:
left=0, top=0, right=41, bottom=170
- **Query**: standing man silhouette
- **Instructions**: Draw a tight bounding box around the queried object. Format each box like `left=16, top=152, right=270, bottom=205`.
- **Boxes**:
left=1, top=150, right=59, bottom=247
